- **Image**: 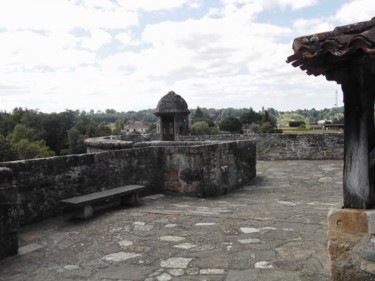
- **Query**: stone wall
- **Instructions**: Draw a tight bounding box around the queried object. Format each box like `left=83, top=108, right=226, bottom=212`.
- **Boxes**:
left=137, top=141, right=256, bottom=196
left=177, top=133, right=344, bottom=160
left=0, top=168, right=18, bottom=260
left=328, top=208, right=375, bottom=280
left=0, top=140, right=255, bottom=228
left=0, top=148, right=163, bottom=226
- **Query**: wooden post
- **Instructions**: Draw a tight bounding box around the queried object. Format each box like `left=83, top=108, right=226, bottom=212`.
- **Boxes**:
left=341, top=64, right=375, bottom=209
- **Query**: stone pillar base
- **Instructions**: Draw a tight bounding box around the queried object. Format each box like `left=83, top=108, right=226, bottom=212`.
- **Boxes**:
left=328, top=208, right=375, bottom=280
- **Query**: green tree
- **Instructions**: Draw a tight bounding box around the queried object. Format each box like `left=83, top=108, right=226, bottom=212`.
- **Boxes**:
left=192, top=107, right=215, bottom=127
left=0, top=135, right=16, bottom=162
left=193, top=107, right=204, bottom=120
left=98, top=123, right=112, bottom=136
left=113, top=118, right=125, bottom=135
left=5, top=124, right=55, bottom=160
left=41, top=110, right=75, bottom=155
left=7, top=124, right=36, bottom=144
left=239, top=108, right=262, bottom=125
left=13, top=139, right=55, bottom=159
left=67, top=127, right=87, bottom=154
left=260, top=111, right=277, bottom=128
left=66, top=117, right=111, bottom=154
left=190, top=121, right=211, bottom=135
left=147, top=124, right=157, bottom=134
left=219, top=117, right=242, bottom=133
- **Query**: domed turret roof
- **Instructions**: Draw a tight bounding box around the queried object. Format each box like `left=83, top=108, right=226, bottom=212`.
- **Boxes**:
left=155, top=91, right=190, bottom=115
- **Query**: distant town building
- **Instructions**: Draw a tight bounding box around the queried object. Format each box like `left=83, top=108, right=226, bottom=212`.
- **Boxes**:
left=123, top=121, right=150, bottom=134
left=317, top=120, right=332, bottom=125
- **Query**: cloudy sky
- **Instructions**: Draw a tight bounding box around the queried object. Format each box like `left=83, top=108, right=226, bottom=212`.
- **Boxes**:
left=0, top=0, right=374, bottom=113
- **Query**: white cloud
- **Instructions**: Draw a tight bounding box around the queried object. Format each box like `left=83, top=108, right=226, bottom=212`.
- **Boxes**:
left=0, top=0, right=346, bottom=112
left=222, top=0, right=318, bottom=12
left=292, top=18, right=335, bottom=35
left=0, top=1, right=138, bottom=31
left=261, top=0, right=318, bottom=11
left=115, top=32, right=142, bottom=47
left=0, top=30, right=96, bottom=70
left=117, top=0, right=188, bottom=11
left=334, top=0, right=375, bottom=24
left=80, top=29, right=112, bottom=50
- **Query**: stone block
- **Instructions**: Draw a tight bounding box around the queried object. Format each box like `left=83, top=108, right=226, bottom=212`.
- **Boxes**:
left=328, top=230, right=363, bottom=243
left=367, top=210, right=375, bottom=235
left=330, top=265, right=361, bottom=281
left=328, top=241, right=352, bottom=263
left=328, top=208, right=368, bottom=233
left=360, top=260, right=375, bottom=275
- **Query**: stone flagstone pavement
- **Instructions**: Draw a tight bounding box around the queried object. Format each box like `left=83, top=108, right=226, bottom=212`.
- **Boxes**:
left=0, top=160, right=344, bottom=281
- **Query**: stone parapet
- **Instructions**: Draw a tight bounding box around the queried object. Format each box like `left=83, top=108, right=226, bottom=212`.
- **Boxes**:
left=0, top=167, right=19, bottom=260
left=178, top=133, right=344, bottom=160
left=87, top=133, right=344, bottom=160
left=328, top=208, right=375, bottom=280
left=0, top=141, right=255, bottom=226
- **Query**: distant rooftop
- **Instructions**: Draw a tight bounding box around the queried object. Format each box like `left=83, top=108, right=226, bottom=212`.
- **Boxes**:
left=287, top=17, right=375, bottom=76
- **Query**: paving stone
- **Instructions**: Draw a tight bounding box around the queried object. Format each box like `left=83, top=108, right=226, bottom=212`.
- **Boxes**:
left=96, top=265, right=156, bottom=280
left=195, top=222, right=217, bottom=226
left=238, top=238, right=261, bottom=244
left=257, top=270, right=300, bottom=281
left=63, top=265, right=80, bottom=270
left=168, top=269, right=185, bottom=276
left=156, top=273, right=172, bottom=281
left=200, top=268, right=225, bottom=274
left=191, top=244, right=215, bottom=252
left=240, top=227, right=260, bottom=234
left=160, top=257, right=192, bottom=268
left=134, top=224, right=153, bottom=231
left=260, top=227, right=277, bottom=230
left=160, top=236, right=186, bottom=242
left=186, top=268, right=199, bottom=275
left=226, top=269, right=258, bottom=281
left=273, top=260, right=304, bottom=271
left=118, top=240, right=133, bottom=247
left=18, top=243, right=44, bottom=255
left=164, top=224, right=177, bottom=228
left=144, top=194, right=165, bottom=200
left=276, top=200, right=299, bottom=206
left=275, top=241, right=323, bottom=259
left=102, top=252, right=141, bottom=262
left=254, top=261, right=274, bottom=269
left=173, top=243, right=197, bottom=249
left=255, top=250, right=276, bottom=261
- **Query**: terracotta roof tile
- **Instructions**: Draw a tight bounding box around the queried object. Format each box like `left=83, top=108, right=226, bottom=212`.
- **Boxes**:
left=287, top=17, right=375, bottom=76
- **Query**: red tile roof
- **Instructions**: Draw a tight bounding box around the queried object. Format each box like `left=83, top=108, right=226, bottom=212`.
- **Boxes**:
left=287, top=17, right=375, bottom=76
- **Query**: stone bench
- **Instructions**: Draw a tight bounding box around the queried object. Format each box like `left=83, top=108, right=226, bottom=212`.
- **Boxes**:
left=60, top=185, right=147, bottom=219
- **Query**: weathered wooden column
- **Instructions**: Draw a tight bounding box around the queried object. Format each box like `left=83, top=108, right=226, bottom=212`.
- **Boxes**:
left=287, top=18, right=375, bottom=280
left=329, top=61, right=375, bottom=209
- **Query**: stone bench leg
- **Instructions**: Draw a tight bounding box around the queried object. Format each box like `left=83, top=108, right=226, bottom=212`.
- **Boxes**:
left=73, top=205, right=94, bottom=219
left=121, top=193, right=140, bottom=207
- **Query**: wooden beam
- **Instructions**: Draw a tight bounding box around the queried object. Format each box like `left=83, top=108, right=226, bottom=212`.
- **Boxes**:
left=341, top=65, right=375, bottom=209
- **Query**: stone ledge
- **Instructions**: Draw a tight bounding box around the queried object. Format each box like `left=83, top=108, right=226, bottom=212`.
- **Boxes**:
left=328, top=208, right=368, bottom=233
